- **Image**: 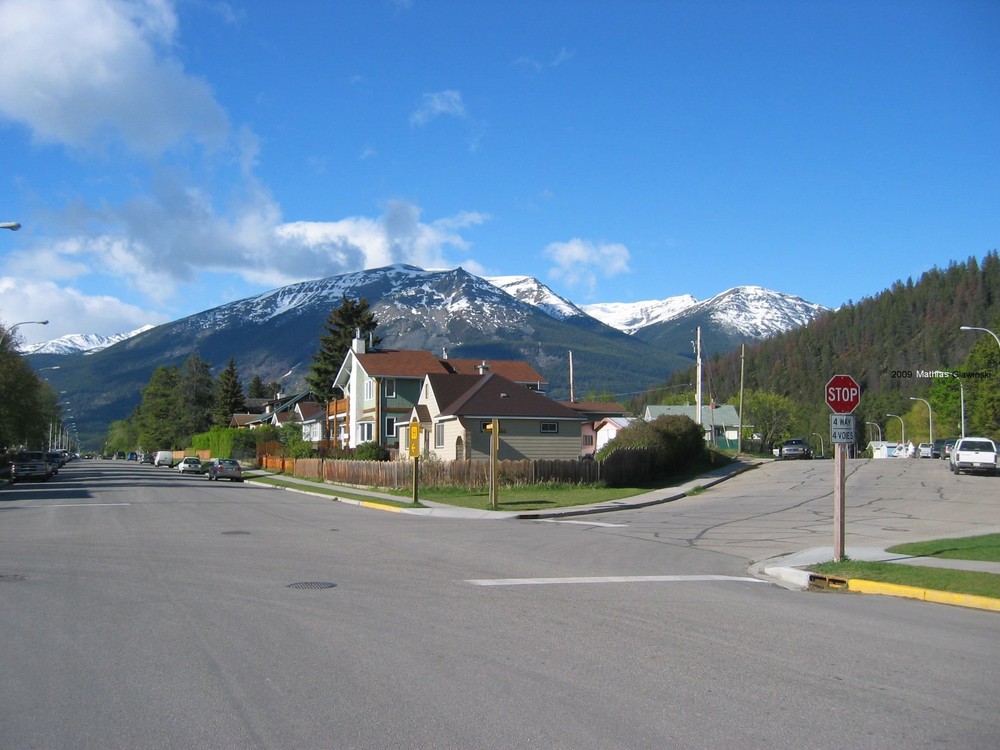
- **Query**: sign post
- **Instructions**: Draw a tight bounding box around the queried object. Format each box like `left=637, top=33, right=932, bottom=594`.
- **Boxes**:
left=825, top=374, right=861, bottom=562
left=408, top=419, right=420, bottom=504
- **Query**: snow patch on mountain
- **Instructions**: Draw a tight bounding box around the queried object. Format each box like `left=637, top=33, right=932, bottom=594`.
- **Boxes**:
left=582, top=295, right=698, bottom=334
left=693, top=286, right=829, bottom=338
left=24, top=325, right=156, bottom=355
left=487, top=275, right=586, bottom=320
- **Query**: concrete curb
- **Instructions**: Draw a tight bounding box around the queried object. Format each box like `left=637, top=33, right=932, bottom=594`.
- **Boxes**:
left=846, top=579, right=1000, bottom=612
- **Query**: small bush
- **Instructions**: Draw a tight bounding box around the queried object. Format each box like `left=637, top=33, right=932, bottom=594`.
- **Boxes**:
left=354, top=441, right=390, bottom=461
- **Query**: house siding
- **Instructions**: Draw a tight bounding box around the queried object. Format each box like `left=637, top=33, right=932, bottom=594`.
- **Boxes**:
left=467, top=419, right=582, bottom=461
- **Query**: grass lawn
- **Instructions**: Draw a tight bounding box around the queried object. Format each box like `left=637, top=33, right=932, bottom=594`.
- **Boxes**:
left=383, top=482, right=664, bottom=512
left=809, top=533, right=1000, bottom=600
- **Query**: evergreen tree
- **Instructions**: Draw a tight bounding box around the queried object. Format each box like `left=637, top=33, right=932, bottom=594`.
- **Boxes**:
left=306, top=295, right=381, bottom=401
left=177, top=354, right=215, bottom=439
left=247, top=374, right=268, bottom=399
left=138, top=366, right=181, bottom=449
left=214, top=357, right=246, bottom=426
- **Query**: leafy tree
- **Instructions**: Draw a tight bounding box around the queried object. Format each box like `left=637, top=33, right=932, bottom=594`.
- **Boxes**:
left=354, top=441, right=390, bottom=461
left=214, top=357, right=246, bottom=426
left=742, top=390, right=795, bottom=451
left=306, top=295, right=381, bottom=401
left=0, top=325, right=57, bottom=451
left=278, top=422, right=313, bottom=458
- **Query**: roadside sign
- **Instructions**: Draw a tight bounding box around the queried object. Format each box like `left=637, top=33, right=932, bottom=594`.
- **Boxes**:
left=825, top=374, right=861, bottom=414
left=408, top=420, right=420, bottom=458
left=830, top=414, right=856, bottom=444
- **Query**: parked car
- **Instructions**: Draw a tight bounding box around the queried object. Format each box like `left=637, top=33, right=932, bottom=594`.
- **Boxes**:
left=778, top=438, right=812, bottom=460
left=140, top=453, right=154, bottom=464
left=115, top=451, right=126, bottom=460
left=176, top=457, right=202, bottom=475
left=154, top=450, right=174, bottom=468
left=918, top=442, right=933, bottom=458
left=10, top=451, right=52, bottom=482
left=45, top=451, right=64, bottom=475
left=207, top=458, right=243, bottom=482
left=949, top=437, right=998, bottom=476
left=941, top=439, right=957, bottom=460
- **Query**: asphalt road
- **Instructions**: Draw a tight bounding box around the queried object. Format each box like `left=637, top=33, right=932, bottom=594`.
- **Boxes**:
left=1, top=459, right=998, bottom=749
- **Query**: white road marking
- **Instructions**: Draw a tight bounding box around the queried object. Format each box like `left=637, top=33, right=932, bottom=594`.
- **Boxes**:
left=466, top=575, right=766, bottom=586
left=539, top=519, right=629, bottom=528
left=40, top=503, right=132, bottom=508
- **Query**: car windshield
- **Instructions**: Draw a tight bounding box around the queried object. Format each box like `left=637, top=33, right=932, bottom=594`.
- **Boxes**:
left=218, top=459, right=238, bottom=467
left=961, top=441, right=995, bottom=452
left=17, top=452, right=45, bottom=460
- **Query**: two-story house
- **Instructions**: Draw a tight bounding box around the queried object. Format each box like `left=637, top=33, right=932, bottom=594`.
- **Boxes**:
left=332, top=335, right=549, bottom=451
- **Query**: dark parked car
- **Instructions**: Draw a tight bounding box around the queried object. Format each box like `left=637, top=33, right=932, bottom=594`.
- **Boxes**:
left=778, top=438, right=812, bottom=460
left=207, top=458, right=243, bottom=482
left=45, top=451, right=64, bottom=475
left=11, top=451, right=52, bottom=482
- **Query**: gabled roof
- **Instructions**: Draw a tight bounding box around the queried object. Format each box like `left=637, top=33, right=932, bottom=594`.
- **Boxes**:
left=559, top=401, right=628, bottom=418
left=442, top=358, right=546, bottom=386
left=229, top=413, right=259, bottom=428
left=428, top=373, right=583, bottom=420
left=355, top=349, right=450, bottom=378
left=295, top=402, right=325, bottom=422
left=645, top=404, right=740, bottom=424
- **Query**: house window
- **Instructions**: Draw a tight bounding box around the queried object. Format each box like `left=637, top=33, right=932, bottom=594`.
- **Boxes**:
left=434, top=422, right=445, bottom=448
left=384, top=378, right=396, bottom=398
left=582, top=434, right=594, bottom=446
left=357, top=422, right=373, bottom=443
left=480, top=421, right=492, bottom=433
left=364, top=378, right=375, bottom=400
left=385, top=417, right=396, bottom=441
left=540, top=422, right=559, bottom=434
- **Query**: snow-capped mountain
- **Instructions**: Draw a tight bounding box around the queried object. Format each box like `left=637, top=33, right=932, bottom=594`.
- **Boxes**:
left=23, top=325, right=155, bottom=355
left=28, top=264, right=830, bottom=446
left=582, top=295, right=699, bottom=334
left=486, top=275, right=587, bottom=320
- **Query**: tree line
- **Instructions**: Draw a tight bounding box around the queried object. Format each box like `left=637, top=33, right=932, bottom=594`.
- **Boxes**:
left=630, top=252, right=1000, bottom=450
left=0, top=323, right=64, bottom=453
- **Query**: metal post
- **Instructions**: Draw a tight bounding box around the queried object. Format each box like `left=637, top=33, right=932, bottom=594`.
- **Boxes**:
left=834, top=442, right=846, bottom=561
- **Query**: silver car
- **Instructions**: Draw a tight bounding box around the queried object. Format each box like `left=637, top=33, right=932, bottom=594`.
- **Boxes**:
left=207, top=458, right=243, bottom=482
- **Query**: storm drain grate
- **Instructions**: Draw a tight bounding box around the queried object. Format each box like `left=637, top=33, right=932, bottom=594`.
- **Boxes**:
left=0, top=574, right=28, bottom=582
left=287, top=581, right=336, bottom=590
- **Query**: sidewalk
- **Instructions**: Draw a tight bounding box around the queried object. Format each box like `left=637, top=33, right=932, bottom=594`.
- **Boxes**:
left=244, top=458, right=756, bottom=520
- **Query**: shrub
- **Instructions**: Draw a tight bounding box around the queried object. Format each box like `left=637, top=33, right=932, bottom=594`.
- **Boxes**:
left=354, top=441, right=390, bottom=461
left=596, top=415, right=706, bottom=479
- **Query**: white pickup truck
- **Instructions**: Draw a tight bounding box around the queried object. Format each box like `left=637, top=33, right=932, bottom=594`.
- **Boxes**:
left=949, top=437, right=998, bottom=476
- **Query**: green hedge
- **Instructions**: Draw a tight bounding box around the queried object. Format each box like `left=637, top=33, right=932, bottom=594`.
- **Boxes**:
left=190, top=427, right=236, bottom=458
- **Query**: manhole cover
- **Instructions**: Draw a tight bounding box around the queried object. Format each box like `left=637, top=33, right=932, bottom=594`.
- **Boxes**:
left=221, top=531, right=251, bottom=535
left=287, top=581, right=336, bottom=590
left=0, top=574, right=27, bottom=582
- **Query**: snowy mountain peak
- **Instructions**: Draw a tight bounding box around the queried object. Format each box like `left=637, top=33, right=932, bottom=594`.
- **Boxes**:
left=23, top=325, right=156, bottom=355
left=486, top=275, right=586, bottom=320
left=581, top=295, right=699, bottom=334
left=693, top=286, right=829, bottom=339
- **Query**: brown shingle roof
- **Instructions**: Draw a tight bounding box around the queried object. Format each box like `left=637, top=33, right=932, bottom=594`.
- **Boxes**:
left=356, top=349, right=450, bottom=377
left=442, top=358, right=546, bottom=385
left=429, top=373, right=582, bottom=419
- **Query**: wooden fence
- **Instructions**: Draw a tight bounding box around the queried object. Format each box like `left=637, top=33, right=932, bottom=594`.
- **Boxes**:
left=256, top=447, right=654, bottom=489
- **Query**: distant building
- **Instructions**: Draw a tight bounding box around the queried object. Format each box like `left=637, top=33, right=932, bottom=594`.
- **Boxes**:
left=643, top=404, right=740, bottom=447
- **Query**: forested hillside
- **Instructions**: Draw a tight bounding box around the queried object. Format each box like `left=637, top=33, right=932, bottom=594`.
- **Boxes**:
left=656, top=252, right=1000, bottom=443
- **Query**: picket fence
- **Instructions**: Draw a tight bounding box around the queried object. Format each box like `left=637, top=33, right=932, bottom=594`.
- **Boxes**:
left=256, top=446, right=655, bottom=489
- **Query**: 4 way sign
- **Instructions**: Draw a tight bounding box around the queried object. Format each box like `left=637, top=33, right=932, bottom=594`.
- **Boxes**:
left=825, top=374, right=860, bottom=445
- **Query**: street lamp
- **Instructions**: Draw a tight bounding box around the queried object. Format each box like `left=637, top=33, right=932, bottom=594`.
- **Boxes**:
left=1, top=319, right=49, bottom=348
left=886, top=413, right=905, bottom=452
left=811, top=432, right=825, bottom=458
left=960, top=325, right=1000, bottom=352
left=866, top=421, right=882, bottom=442
left=1, top=221, right=21, bottom=231
left=909, top=396, right=933, bottom=449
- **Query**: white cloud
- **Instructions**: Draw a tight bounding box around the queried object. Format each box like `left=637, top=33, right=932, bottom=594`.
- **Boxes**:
left=543, top=238, right=631, bottom=293
left=0, top=277, right=168, bottom=343
left=410, top=90, right=467, bottom=126
left=0, top=0, right=230, bottom=156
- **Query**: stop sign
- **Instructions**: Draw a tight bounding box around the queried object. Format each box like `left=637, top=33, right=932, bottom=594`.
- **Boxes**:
left=825, top=374, right=861, bottom=414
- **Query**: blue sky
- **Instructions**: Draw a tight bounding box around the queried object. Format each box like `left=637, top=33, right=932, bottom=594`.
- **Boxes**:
left=1, top=0, right=998, bottom=344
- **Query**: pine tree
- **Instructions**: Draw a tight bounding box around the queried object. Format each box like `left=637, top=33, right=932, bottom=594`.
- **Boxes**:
left=247, top=374, right=268, bottom=399
left=177, top=354, right=215, bottom=440
left=138, top=366, right=181, bottom=450
left=214, top=357, right=246, bottom=426
left=306, top=295, right=381, bottom=401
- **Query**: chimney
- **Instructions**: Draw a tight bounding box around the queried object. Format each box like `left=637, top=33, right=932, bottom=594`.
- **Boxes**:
left=352, top=327, right=366, bottom=354
left=476, top=360, right=490, bottom=375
